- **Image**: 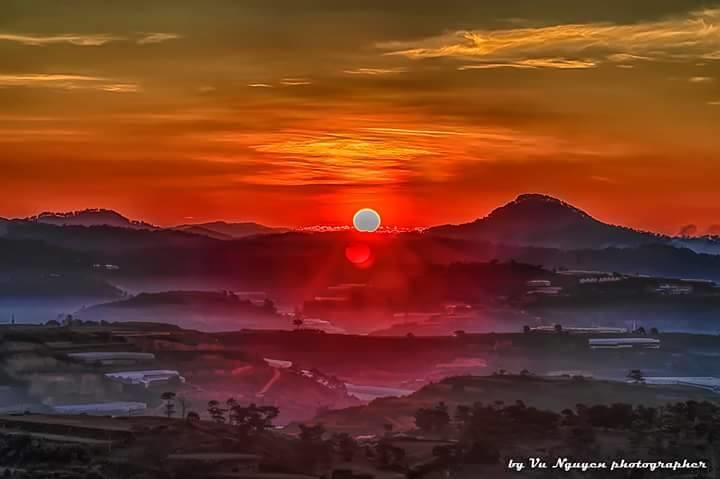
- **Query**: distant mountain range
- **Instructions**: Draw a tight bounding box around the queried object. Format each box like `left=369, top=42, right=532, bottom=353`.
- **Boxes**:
left=5, top=209, right=289, bottom=242
left=4, top=195, right=720, bottom=289
left=8, top=197, right=720, bottom=251
left=174, top=221, right=289, bottom=239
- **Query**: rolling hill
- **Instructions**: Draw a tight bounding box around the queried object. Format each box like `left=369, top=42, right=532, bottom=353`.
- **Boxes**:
left=174, top=221, right=289, bottom=239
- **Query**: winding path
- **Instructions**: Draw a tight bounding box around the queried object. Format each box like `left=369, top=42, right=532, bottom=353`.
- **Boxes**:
left=256, top=368, right=281, bottom=397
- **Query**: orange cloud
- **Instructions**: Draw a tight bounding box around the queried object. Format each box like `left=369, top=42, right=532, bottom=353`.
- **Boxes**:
left=0, top=32, right=180, bottom=46
left=383, top=8, right=720, bottom=67
left=0, top=74, right=139, bottom=92
left=343, top=67, right=408, bottom=75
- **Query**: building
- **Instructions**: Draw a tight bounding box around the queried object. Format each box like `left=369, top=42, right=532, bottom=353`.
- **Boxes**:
left=588, top=338, right=660, bottom=350
left=0, top=414, right=135, bottom=445
left=105, top=369, right=185, bottom=388
left=528, top=286, right=563, bottom=295
left=643, top=377, right=720, bottom=393
left=51, top=401, right=147, bottom=416
left=531, top=326, right=628, bottom=334
left=67, top=351, right=156, bottom=366
left=654, top=283, right=694, bottom=295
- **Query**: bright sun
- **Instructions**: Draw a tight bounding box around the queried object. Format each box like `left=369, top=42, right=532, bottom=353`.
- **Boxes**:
left=353, top=208, right=381, bottom=232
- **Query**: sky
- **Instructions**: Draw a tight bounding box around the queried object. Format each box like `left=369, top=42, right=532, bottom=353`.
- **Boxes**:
left=1, top=0, right=719, bottom=233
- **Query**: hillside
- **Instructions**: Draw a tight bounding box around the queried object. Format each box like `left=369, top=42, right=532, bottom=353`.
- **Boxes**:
left=76, top=291, right=288, bottom=331
left=314, top=375, right=720, bottom=434
left=175, top=221, right=289, bottom=239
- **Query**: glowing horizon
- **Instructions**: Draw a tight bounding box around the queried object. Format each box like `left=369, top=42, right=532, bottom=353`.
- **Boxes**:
left=2, top=1, right=719, bottom=235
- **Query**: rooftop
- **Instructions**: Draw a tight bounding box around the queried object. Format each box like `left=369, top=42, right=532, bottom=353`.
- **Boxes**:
left=0, top=414, right=134, bottom=432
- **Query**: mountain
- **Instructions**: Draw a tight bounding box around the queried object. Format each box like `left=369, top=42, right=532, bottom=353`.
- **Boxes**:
left=0, top=219, right=215, bottom=253
left=174, top=221, right=289, bottom=239
left=76, top=290, right=287, bottom=331
left=173, top=225, right=234, bottom=240
left=27, top=209, right=155, bottom=230
left=428, top=194, right=663, bottom=249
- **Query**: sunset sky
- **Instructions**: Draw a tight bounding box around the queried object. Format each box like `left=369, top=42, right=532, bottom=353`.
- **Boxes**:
left=1, top=0, right=719, bottom=233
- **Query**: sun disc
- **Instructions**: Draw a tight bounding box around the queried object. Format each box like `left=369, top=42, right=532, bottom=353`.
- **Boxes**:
left=353, top=208, right=381, bottom=232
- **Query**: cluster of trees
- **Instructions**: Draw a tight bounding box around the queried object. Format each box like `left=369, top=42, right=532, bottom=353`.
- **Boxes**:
left=414, top=402, right=451, bottom=434
left=0, top=435, right=94, bottom=470
left=206, top=398, right=279, bottom=437
left=413, top=398, right=720, bottom=468
left=293, top=423, right=415, bottom=473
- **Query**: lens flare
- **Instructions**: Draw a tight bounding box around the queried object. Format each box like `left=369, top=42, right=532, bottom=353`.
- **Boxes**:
left=345, top=242, right=372, bottom=265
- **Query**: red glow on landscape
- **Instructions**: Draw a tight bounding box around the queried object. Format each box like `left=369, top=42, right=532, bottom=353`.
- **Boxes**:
left=345, top=242, right=373, bottom=267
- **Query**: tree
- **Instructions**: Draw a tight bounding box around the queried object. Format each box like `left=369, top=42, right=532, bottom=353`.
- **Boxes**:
left=262, top=298, right=277, bottom=314
left=299, top=423, right=326, bottom=443
left=226, top=397, right=240, bottom=424
left=331, top=433, right=358, bottom=462
left=463, top=440, right=500, bottom=465
left=227, top=402, right=279, bottom=436
left=554, top=323, right=563, bottom=333
left=177, top=395, right=190, bottom=419
left=375, top=441, right=406, bottom=469
left=627, top=369, right=645, bottom=384
left=298, top=423, right=331, bottom=473
left=292, top=307, right=304, bottom=330
left=523, top=325, right=531, bottom=334
left=207, top=400, right=226, bottom=423
left=161, top=392, right=176, bottom=418
left=186, top=411, right=200, bottom=423
left=650, top=327, right=659, bottom=336
left=415, top=402, right=450, bottom=434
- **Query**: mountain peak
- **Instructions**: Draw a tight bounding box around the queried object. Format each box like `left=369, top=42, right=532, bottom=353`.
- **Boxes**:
left=515, top=193, right=567, bottom=204
left=487, top=193, right=593, bottom=223
left=427, top=192, right=656, bottom=249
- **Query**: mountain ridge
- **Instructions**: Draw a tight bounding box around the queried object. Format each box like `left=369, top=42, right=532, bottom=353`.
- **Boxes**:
left=27, top=208, right=156, bottom=230
left=174, top=221, right=290, bottom=239
left=427, top=193, right=665, bottom=249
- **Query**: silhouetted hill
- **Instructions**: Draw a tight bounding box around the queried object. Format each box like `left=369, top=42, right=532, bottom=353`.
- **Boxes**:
left=77, top=290, right=286, bottom=331
left=27, top=209, right=155, bottom=230
left=428, top=194, right=664, bottom=249
left=173, top=224, right=234, bottom=240
left=0, top=272, right=124, bottom=299
left=174, top=221, right=289, bottom=239
left=0, top=219, right=216, bottom=252
left=0, top=238, right=91, bottom=271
